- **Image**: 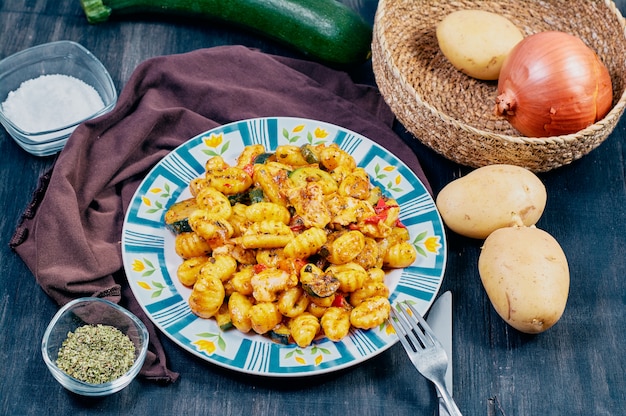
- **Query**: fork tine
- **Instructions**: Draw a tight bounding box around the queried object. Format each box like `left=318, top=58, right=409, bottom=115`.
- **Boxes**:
left=405, top=302, right=438, bottom=346
left=389, top=307, right=412, bottom=350
left=390, top=303, right=429, bottom=351
left=389, top=307, right=418, bottom=353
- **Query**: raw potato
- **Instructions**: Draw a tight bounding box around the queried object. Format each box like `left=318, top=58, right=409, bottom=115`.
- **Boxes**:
left=436, top=164, right=547, bottom=239
left=478, top=226, right=569, bottom=334
left=436, top=10, right=524, bottom=80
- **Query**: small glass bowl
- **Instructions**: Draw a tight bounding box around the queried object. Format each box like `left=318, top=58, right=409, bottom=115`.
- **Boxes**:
left=0, top=41, right=117, bottom=156
left=41, top=297, right=149, bottom=396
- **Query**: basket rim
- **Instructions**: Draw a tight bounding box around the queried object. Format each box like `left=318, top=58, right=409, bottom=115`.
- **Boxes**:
left=374, top=0, right=626, bottom=145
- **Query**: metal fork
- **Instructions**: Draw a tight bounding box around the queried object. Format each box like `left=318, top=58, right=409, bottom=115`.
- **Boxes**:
left=389, top=302, right=463, bottom=416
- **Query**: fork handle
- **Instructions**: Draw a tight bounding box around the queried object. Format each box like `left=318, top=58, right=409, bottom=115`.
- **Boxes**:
left=434, top=382, right=463, bottom=416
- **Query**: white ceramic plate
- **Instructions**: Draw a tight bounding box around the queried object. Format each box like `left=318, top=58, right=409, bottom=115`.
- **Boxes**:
left=122, top=117, right=447, bottom=377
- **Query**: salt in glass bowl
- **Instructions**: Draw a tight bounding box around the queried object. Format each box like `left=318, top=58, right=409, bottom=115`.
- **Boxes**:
left=41, top=297, right=149, bottom=396
left=0, top=40, right=117, bottom=156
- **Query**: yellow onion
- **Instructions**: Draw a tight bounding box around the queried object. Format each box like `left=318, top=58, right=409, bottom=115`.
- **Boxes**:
left=494, top=31, right=613, bottom=137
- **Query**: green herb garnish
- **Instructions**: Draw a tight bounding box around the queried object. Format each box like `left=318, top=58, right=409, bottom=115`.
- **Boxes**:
left=56, top=324, right=136, bottom=384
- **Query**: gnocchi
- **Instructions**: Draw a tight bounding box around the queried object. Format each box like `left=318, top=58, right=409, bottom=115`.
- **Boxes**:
left=350, top=296, right=391, bottom=330
left=320, top=307, right=351, bottom=342
left=325, top=230, right=365, bottom=264
left=189, top=276, right=225, bottom=319
left=177, top=256, right=210, bottom=287
left=228, top=292, right=254, bottom=333
left=249, top=302, right=282, bottom=334
left=283, top=227, right=327, bottom=259
left=290, top=313, right=321, bottom=347
left=165, top=143, right=419, bottom=347
left=205, top=156, right=253, bottom=195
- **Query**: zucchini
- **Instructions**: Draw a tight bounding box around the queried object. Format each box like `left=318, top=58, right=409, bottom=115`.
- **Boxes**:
left=268, top=323, right=291, bottom=345
left=228, top=186, right=266, bottom=205
left=289, top=167, right=338, bottom=194
left=300, top=144, right=319, bottom=164
left=164, top=197, right=198, bottom=234
left=299, top=263, right=339, bottom=298
left=228, top=191, right=251, bottom=206
left=253, top=152, right=275, bottom=165
left=79, top=0, right=373, bottom=66
left=248, top=187, right=265, bottom=204
left=216, top=303, right=233, bottom=330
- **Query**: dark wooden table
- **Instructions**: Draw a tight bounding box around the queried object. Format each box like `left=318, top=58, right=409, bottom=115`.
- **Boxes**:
left=1, top=1, right=625, bottom=415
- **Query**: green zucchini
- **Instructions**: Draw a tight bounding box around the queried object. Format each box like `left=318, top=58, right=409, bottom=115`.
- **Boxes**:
left=228, top=191, right=251, bottom=206
left=300, top=144, right=319, bottom=164
left=253, top=152, right=275, bottom=165
left=289, top=167, right=338, bottom=194
left=300, top=263, right=339, bottom=298
left=228, top=186, right=266, bottom=205
left=216, top=303, right=233, bottom=330
left=164, top=197, right=198, bottom=234
left=79, top=0, right=373, bottom=66
left=268, top=323, right=291, bottom=345
left=248, top=187, right=265, bottom=204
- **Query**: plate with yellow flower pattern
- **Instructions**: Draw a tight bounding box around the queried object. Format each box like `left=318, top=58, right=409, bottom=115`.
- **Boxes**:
left=122, top=117, right=446, bottom=377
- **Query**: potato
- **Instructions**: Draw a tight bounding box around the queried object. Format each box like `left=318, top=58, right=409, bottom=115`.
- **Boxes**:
left=436, top=10, right=524, bottom=80
left=436, top=164, right=547, bottom=239
left=478, top=226, right=569, bottom=334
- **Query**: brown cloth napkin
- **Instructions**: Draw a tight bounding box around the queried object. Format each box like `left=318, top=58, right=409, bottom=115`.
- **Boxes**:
left=10, top=45, right=430, bottom=383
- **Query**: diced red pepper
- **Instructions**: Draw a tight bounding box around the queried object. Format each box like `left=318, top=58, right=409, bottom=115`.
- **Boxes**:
left=375, top=198, right=399, bottom=213
left=373, top=198, right=387, bottom=214
left=332, top=293, right=347, bottom=308
left=253, top=264, right=268, bottom=274
left=289, top=224, right=305, bottom=232
left=364, top=198, right=400, bottom=224
left=363, top=212, right=387, bottom=224
left=243, top=163, right=254, bottom=177
left=289, top=216, right=306, bottom=232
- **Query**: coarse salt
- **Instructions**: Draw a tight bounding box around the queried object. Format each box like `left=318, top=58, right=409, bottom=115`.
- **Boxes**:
left=1, top=74, right=105, bottom=134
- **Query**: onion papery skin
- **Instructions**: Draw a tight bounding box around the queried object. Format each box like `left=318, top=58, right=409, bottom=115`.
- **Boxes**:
left=494, top=31, right=613, bottom=138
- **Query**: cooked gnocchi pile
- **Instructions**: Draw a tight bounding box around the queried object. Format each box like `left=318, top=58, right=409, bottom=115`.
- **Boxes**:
left=165, top=143, right=417, bottom=347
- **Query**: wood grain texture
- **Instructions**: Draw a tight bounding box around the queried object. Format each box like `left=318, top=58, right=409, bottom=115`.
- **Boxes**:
left=1, top=1, right=624, bottom=415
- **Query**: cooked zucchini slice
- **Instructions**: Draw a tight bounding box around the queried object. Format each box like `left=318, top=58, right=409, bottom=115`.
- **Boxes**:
left=248, top=187, right=265, bottom=204
left=268, top=323, right=291, bottom=345
left=300, top=144, right=319, bottom=164
left=216, top=303, right=233, bottom=330
left=165, top=197, right=198, bottom=234
left=253, top=152, right=275, bottom=164
left=289, top=167, right=338, bottom=194
left=228, top=191, right=251, bottom=206
left=300, top=263, right=340, bottom=298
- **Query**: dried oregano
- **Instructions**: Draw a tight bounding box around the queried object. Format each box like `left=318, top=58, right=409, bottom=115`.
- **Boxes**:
left=56, top=324, right=136, bottom=384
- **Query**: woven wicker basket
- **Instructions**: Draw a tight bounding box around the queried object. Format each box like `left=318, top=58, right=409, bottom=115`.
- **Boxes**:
left=372, top=0, right=626, bottom=172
